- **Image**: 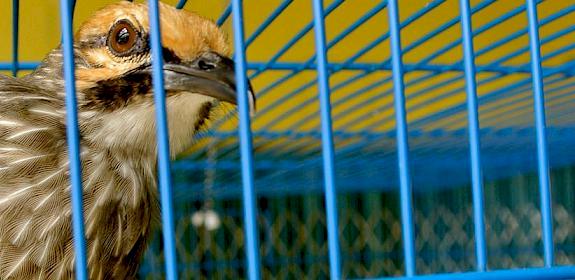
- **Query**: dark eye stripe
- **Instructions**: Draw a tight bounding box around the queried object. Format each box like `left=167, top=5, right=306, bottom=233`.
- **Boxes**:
left=162, top=48, right=182, bottom=64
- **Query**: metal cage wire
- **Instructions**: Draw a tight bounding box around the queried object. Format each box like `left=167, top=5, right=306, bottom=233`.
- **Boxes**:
left=2, top=0, right=575, bottom=279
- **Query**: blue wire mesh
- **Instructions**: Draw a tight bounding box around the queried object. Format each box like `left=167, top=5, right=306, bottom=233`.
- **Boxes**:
left=2, top=0, right=575, bottom=279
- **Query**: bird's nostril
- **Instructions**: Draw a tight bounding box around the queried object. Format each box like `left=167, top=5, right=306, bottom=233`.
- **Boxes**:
left=198, top=60, right=216, bottom=71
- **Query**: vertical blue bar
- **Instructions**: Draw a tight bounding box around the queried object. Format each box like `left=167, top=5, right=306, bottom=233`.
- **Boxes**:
left=70, top=0, right=76, bottom=16
left=387, top=0, right=416, bottom=276
left=526, top=0, right=554, bottom=267
left=147, top=1, right=179, bottom=279
left=458, top=0, right=487, bottom=271
left=58, top=0, right=88, bottom=279
left=231, top=1, right=261, bottom=279
left=11, top=0, right=19, bottom=77
left=176, top=0, right=188, bottom=9
left=311, top=0, right=342, bottom=279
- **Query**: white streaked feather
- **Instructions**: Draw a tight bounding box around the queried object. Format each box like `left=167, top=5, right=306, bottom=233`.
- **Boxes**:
left=34, top=165, right=66, bottom=186
left=38, top=236, right=52, bottom=264
left=5, top=249, right=31, bottom=278
left=8, top=154, right=51, bottom=165
left=13, top=219, right=31, bottom=243
left=55, top=257, right=68, bottom=280
left=7, top=127, right=50, bottom=140
left=0, top=168, right=64, bottom=206
left=37, top=267, right=45, bottom=280
left=29, top=108, right=62, bottom=117
left=0, top=185, right=35, bottom=206
left=0, top=147, right=23, bottom=152
left=0, top=120, right=21, bottom=127
left=2, top=96, right=57, bottom=102
left=40, top=215, right=61, bottom=239
left=33, top=190, right=56, bottom=211
left=88, top=236, right=100, bottom=272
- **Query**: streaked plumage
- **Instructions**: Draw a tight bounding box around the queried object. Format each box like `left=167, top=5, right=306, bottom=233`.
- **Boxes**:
left=0, top=1, right=254, bottom=279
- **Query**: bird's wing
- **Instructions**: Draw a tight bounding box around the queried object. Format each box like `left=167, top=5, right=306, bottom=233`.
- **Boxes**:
left=0, top=74, right=67, bottom=184
left=0, top=74, right=75, bottom=279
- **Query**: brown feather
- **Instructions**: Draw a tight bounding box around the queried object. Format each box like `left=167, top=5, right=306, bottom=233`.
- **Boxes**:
left=0, top=1, right=231, bottom=279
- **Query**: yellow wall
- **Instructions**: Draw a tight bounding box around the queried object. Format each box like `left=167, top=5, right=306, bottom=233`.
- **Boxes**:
left=0, top=1, right=227, bottom=65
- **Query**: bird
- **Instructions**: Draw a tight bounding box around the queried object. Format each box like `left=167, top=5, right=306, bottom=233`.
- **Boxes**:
left=0, top=1, right=255, bottom=279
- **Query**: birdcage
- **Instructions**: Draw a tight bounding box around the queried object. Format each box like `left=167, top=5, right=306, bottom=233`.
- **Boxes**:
left=1, top=0, right=575, bottom=279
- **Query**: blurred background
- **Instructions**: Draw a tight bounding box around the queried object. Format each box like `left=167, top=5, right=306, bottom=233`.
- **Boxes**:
left=1, top=0, right=574, bottom=279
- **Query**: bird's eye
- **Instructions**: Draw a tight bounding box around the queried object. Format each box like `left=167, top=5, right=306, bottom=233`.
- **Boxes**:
left=108, top=20, right=138, bottom=56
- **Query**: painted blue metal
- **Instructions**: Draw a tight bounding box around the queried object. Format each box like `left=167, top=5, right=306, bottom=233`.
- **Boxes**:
left=311, top=0, right=342, bottom=279
left=192, top=0, right=346, bottom=139
left=212, top=0, right=401, bottom=157
left=245, top=0, right=293, bottom=47
left=387, top=0, right=416, bottom=276
left=244, top=62, right=563, bottom=74
left=70, top=0, right=76, bottom=16
left=475, top=4, right=574, bottom=58
left=386, top=32, right=575, bottom=131
left=411, top=0, right=496, bottom=66
left=247, top=72, right=573, bottom=186
left=409, top=61, right=575, bottom=129
left=11, top=0, right=18, bottom=77
left=58, top=0, right=88, bottom=279
left=175, top=0, right=187, bottom=9
left=147, top=1, right=178, bottom=279
left=484, top=26, right=575, bottom=71
left=243, top=0, right=505, bottom=143
left=227, top=0, right=445, bottom=158
left=331, top=1, right=571, bottom=132
left=313, top=0, right=341, bottom=279
left=526, top=0, right=554, bottom=267
left=458, top=0, right=487, bottom=271
left=3, top=61, right=573, bottom=76
left=7, top=1, right=575, bottom=279
left=231, top=1, right=262, bottom=280
left=216, top=4, right=232, bottom=26
left=362, top=266, right=575, bottom=280
left=347, top=2, right=573, bottom=130
left=203, top=0, right=350, bottom=134
left=0, top=62, right=39, bottom=70
left=175, top=0, right=575, bottom=158
left=249, top=0, right=344, bottom=80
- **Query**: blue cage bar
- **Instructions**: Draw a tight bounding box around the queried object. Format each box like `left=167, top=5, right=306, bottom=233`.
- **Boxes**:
left=147, top=0, right=179, bottom=278
left=58, top=0, right=88, bottom=279
left=387, top=0, right=416, bottom=276
left=526, top=0, right=554, bottom=268
left=4, top=0, right=575, bottom=279
left=230, top=0, right=262, bottom=279
left=312, top=0, right=342, bottom=278
left=458, top=0, right=487, bottom=271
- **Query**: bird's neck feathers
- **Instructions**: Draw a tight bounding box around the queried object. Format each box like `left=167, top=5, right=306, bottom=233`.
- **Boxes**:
left=24, top=48, right=89, bottom=94
left=81, top=92, right=217, bottom=161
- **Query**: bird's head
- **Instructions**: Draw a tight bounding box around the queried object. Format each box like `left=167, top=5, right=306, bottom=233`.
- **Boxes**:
left=31, top=1, right=254, bottom=158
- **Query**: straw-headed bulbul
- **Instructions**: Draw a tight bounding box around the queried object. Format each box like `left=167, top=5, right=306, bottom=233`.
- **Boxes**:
left=0, top=1, right=254, bottom=279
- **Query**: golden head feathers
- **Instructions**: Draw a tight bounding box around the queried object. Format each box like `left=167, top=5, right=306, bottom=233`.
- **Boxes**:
left=0, top=1, right=254, bottom=279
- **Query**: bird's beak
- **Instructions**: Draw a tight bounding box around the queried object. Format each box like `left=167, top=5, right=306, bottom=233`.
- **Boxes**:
left=162, top=51, right=256, bottom=115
